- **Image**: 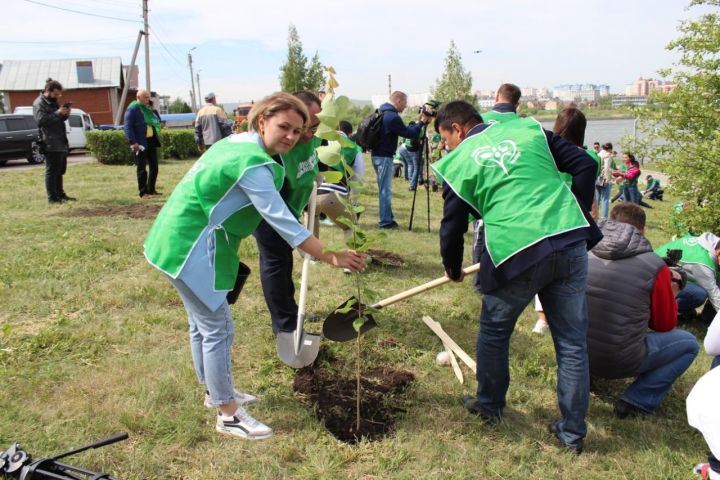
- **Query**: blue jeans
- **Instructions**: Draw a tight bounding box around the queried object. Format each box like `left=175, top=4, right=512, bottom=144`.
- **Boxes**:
left=371, top=155, right=395, bottom=226
left=397, top=145, right=410, bottom=180
left=596, top=183, right=612, bottom=219
left=398, top=145, right=421, bottom=187
left=621, top=330, right=698, bottom=412
left=676, top=282, right=708, bottom=314
left=474, top=243, right=589, bottom=448
left=625, top=184, right=641, bottom=204
left=169, top=276, right=236, bottom=406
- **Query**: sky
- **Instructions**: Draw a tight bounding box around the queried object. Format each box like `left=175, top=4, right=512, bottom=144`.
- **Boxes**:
left=1, top=0, right=712, bottom=105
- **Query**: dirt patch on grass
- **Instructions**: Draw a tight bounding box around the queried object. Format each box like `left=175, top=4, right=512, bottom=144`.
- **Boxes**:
left=58, top=204, right=162, bottom=219
left=366, top=249, right=405, bottom=268
left=293, top=348, right=414, bottom=444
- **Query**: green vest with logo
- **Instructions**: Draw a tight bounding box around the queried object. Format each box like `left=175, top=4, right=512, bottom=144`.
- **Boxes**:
left=333, top=133, right=361, bottom=173
left=280, top=136, right=321, bottom=218
left=144, top=137, right=284, bottom=290
left=482, top=110, right=519, bottom=124
left=655, top=235, right=717, bottom=272
left=432, top=117, right=589, bottom=266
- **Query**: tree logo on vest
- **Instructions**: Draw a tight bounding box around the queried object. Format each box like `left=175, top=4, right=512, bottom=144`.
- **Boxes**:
left=472, top=140, right=519, bottom=175
left=683, top=237, right=699, bottom=247
left=296, top=151, right=318, bottom=179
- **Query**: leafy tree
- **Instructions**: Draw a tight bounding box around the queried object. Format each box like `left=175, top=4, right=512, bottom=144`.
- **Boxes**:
left=168, top=98, right=192, bottom=114
left=431, top=40, right=477, bottom=105
left=639, top=0, right=720, bottom=232
left=305, top=52, right=326, bottom=93
left=279, top=24, right=326, bottom=92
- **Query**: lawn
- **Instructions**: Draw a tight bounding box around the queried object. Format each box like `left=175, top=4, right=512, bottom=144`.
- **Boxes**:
left=0, top=157, right=710, bottom=479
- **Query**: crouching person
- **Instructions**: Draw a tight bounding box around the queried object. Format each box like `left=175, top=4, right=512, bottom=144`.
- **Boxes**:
left=587, top=203, right=699, bottom=417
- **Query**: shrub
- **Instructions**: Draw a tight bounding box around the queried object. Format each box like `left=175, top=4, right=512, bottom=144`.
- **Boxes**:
left=159, top=129, right=198, bottom=159
left=86, top=130, right=133, bottom=165
left=86, top=129, right=198, bottom=165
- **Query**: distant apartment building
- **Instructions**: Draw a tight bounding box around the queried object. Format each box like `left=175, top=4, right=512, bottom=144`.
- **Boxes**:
left=553, top=84, right=610, bottom=102
left=612, top=96, right=648, bottom=107
left=629, top=77, right=676, bottom=96
left=521, top=87, right=550, bottom=99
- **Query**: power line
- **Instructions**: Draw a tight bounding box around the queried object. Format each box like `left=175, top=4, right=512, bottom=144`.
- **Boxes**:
left=21, top=0, right=141, bottom=23
left=0, top=37, right=132, bottom=45
left=148, top=26, right=184, bottom=67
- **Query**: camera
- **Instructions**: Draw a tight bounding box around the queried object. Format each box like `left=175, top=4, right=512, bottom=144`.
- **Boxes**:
left=419, top=100, right=440, bottom=118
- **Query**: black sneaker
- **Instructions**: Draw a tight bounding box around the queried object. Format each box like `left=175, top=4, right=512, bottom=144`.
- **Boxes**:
left=61, top=194, right=77, bottom=201
left=49, top=197, right=66, bottom=204
left=614, top=399, right=650, bottom=419
left=463, top=396, right=501, bottom=425
left=548, top=422, right=583, bottom=455
left=379, top=221, right=399, bottom=230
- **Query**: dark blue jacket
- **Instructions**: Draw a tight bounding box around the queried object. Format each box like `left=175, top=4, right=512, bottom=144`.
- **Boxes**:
left=123, top=104, right=147, bottom=148
left=439, top=103, right=602, bottom=292
left=371, top=102, right=425, bottom=157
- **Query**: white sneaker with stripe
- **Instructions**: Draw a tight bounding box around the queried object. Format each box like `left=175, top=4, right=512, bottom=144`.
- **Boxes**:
left=216, top=407, right=272, bottom=440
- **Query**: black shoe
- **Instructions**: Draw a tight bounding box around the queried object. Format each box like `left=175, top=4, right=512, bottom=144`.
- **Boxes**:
left=408, top=187, right=416, bottom=191
left=49, top=197, right=66, bottom=204
left=614, top=399, right=650, bottom=419
left=463, top=396, right=501, bottom=425
left=548, top=422, right=583, bottom=455
left=61, top=194, right=77, bottom=201
left=379, top=221, right=399, bottom=230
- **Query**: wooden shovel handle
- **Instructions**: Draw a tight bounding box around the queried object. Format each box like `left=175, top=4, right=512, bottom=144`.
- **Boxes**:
left=374, top=263, right=480, bottom=309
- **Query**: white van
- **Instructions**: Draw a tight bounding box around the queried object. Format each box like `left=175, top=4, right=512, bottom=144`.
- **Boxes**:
left=13, top=106, right=95, bottom=150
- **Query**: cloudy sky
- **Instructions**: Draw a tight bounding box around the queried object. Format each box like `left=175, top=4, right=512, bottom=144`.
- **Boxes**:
left=2, top=0, right=711, bottom=104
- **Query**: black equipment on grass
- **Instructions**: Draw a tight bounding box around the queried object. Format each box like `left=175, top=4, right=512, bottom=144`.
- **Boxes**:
left=1, top=432, right=128, bottom=480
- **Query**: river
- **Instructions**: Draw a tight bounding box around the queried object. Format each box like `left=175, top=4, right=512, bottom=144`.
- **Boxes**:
left=539, top=117, right=641, bottom=150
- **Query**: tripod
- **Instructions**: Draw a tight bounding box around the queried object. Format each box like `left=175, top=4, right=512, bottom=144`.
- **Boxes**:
left=408, top=134, right=432, bottom=232
left=1, top=432, right=128, bottom=479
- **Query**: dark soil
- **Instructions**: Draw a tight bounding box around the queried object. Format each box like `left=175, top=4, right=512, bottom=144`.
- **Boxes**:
left=58, top=204, right=162, bottom=219
left=293, top=349, right=414, bottom=444
left=366, top=249, right=405, bottom=268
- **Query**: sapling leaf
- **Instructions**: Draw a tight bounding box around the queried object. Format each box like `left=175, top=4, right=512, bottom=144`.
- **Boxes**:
left=316, top=144, right=343, bottom=166
left=334, top=215, right=355, bottom=228
left=338, top=135, right=355, bottom=148
left=316, top=124, right=341, bottom=142
left=351, top=205, right=365, bottom=214
left=321, top=171, right=344, bottom=184
left=336, top=304, right=358, bottom=314
left=364, top=306, right=381, bottom=315
left=327, top=76, right=339, bottom=90
left=353, top=317, right=366, bottom=332
left=322, top=242, right=345, bottom=253
left=347, top=180, right=363, bottom=191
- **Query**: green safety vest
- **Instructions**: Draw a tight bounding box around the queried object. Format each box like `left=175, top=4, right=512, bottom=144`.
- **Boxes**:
left=586, top=148, right=601, bottom=177
left=279, top=136, right=322, bottom=218
left=481, top=110, right=519, bottom=124
left=432, top=116, right=589, bottom=266
left=331, top=133, right=361, bottom=173
left=655, top=235, right=717, bottom=272
left=144, top=137, right=284, bottom=290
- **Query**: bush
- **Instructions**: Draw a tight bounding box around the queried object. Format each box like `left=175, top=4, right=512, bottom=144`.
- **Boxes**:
left=159, top=129, right=198, bottom=159
left=86, top=130, right=132, bottom=165
left=86, top=129, right=198, bottom=165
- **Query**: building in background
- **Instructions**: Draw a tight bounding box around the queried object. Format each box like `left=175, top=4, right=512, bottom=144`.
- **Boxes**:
left=630, top=77, right=676, bottom=96
left=0, top=57, right=136, bottom=124
left=552, top=84, right=610, bottom=103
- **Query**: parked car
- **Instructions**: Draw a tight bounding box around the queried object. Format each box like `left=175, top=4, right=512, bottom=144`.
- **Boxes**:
left=14, top=106, right=95, bottom=150
left=0, top=114, right=45, bottom=165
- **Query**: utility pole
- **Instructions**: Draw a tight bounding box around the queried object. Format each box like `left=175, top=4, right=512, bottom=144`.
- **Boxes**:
left=188, top=47, right=197, bottom=111
left=196, top=70, right=202, bottom=107
left=388, top=74, right=392, bottom=95
left=143, top=0, right=150, bottom=93
left=115, top=30, right=145, bottom=125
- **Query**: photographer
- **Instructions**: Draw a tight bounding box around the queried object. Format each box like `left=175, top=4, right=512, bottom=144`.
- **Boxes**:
left=33, top=78, right=74, bottom=203
left=370, top=91, right=431, bottom=229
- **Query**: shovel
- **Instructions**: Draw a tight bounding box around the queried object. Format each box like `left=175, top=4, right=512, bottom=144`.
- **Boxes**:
left=276, top=183, right=321, bottom=368
left=322, top=263, right=480, bottom=342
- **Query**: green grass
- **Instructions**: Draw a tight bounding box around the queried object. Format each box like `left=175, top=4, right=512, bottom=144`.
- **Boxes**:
left=0, top=157, right=709, bottom=479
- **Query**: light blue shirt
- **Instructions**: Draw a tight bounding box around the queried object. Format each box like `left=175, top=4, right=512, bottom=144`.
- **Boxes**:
left=179, top=133, right=311, bottom=311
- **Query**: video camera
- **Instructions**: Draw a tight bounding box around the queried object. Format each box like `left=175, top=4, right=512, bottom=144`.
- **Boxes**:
left=419, top=100, right=441, bottom=118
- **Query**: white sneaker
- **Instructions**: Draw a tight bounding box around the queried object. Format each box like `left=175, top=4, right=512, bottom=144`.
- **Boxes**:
left=216, top=407, right=272, bottom=440
left=532, top=318, right=548, bottom=334
left=204, top=389, right=257, bottom=408
left=343, top=268, right=352, bottom=274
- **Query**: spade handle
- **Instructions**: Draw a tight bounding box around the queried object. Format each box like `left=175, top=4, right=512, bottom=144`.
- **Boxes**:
left=374, top=263, right=480, bottom=309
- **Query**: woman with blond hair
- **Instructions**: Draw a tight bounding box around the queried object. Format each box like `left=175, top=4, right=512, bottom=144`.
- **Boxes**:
left=144, top=92, right=366, bottom=441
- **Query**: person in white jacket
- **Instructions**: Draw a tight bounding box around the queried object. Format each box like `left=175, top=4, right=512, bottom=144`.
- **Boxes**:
left=687, top=312, right=720, bottom=479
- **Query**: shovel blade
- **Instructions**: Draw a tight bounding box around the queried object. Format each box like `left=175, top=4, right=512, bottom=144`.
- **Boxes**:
left=277, top=330, right=321, bottom=369
left=322, top=296, right=379, bottom=342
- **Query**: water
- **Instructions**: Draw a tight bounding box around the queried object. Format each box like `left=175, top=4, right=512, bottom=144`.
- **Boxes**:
left=539, top=118, right=640, bottom=150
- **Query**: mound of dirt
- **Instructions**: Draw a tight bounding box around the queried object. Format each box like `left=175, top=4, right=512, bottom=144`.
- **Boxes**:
left=58, top=204, right=162, bottom=219
left=366, top=249, right=405, bottom=268
left=293, top=350, right=414, bottom=444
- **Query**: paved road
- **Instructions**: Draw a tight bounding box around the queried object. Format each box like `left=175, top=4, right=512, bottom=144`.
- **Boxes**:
left=0, top=151, right=95, bottom=172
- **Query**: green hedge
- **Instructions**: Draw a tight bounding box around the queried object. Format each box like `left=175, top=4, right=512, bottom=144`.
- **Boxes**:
left=86, top=129, right=198, bottom=165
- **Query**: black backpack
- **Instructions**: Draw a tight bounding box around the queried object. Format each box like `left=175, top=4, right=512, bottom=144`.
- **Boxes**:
left=355, top=110, right=385, bottom=151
